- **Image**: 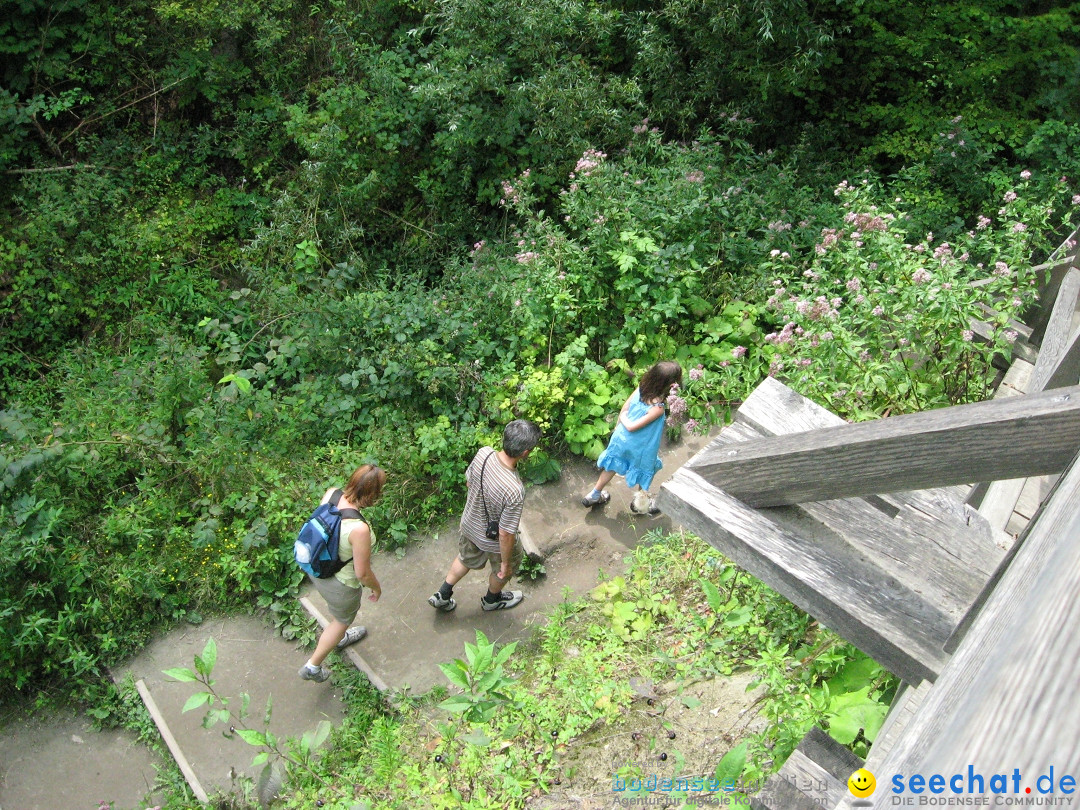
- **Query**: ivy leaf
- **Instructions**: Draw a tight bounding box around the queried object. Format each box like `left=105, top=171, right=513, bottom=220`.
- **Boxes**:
left=236, top=729, right=268, bottom=746
left=825, top=687, right=888, bottom=744
left=438, top=695, right=474, bottom=714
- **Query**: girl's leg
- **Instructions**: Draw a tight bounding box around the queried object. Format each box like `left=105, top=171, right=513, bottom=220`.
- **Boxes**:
left=582, top=469, right=616, bottom=506
left=592, top=469, right=617, bottom=492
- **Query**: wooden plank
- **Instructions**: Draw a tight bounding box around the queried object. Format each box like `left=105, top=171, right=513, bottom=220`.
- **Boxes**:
left=831, top=450, right=1080, bottom=810
left=866, top=679, right=933, bottom=770
left=659, top=468, right=953, bottom=683
left=753, top=728, right=862, bottom=810
left=767, top=749, right=851, bottom=809
left=995, top=356, right=1034, bottom=397
left=135, top=678, right=211, bottom=804
left=1040, top=324, right=1080, bottom=390
left=714, top=422, right=998, bottom=619
left=972, top=272, right=1078, bottom=531
left=692, top=384, right=1080, bottom=507
left=798, top=725, right=864, bottom=781
left=735, top=375, right=845, bottom=434
left=750, top=752, right=825, bottom=810
left=968, top=316, right=1038, bottom=365
left=974, top=302, right=1033, bottom=340
left=1026, top=228, right=1079, bottom=343
left=1013, top=474, right=1058, bottom=521
left=975, top=478, right=1027, bottom=534
left=1029, top=267, right=1080, bottom=392
left=735, top=378, right=966, bottom=512
left=972, top=356, right=1036, bottom=516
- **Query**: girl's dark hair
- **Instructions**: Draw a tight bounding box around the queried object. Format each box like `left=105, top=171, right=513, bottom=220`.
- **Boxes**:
left=638, top=361, right=683, bottom=403
left=343, top=464, right=386, bottom=507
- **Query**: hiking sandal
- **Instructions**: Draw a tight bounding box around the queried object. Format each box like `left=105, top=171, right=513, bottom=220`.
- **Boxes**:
left=581, top=490, right=611, bottom=507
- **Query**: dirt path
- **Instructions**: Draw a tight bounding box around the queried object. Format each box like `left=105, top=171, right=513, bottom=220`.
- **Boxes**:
left=0, top=430, right=725, bottom=808
left=0, top=706, right=163, bottom=810
left=307, top=431, right=713, bottom=693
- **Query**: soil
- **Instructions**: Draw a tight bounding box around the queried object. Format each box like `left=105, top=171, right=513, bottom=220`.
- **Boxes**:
left=526, top=672, right=766, bottom=809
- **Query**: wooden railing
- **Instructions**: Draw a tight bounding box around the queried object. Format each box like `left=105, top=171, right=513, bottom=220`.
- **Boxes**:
left=657, top=220, right=1080, bottom=810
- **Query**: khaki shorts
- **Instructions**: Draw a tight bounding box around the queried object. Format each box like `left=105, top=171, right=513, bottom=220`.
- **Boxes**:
left=458, top=533, right=523, bottom=573
left=310, top=575, right=362, bottom=624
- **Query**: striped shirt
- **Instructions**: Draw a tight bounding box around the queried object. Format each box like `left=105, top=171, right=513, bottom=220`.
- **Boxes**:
left=460, top=446, right=525, bottom=553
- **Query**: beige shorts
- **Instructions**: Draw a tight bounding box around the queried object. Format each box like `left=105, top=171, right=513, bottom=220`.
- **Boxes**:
left=458, top=533, right=523, bottom=572
left=310, top=575, right=362, bottom=624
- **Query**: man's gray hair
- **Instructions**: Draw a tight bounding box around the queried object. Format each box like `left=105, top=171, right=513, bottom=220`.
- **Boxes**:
left=503, top=419, right=541, bottom=458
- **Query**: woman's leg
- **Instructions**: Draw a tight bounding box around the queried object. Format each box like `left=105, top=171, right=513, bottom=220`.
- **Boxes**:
left=309, top=619, right=349, bottom=667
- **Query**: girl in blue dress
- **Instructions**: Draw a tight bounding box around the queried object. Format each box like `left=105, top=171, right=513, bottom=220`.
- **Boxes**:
left=581, top=361, right=683, bottom=514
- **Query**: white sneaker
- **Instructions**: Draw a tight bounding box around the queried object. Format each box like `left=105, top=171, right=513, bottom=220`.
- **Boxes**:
left=481, top=590, right=524, bottom=611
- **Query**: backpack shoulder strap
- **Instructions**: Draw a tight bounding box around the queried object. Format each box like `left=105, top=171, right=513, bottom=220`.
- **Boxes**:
left=330, top=488, right=363, bottom=521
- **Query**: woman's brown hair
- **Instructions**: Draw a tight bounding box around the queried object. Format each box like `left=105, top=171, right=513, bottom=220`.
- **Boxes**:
left=343, top=464, right=386, bottom=507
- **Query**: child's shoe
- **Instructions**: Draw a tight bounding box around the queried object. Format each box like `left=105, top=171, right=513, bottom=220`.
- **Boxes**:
left=580, top=490, right=611, bottom=507
left=630, top=491, right=661, bottom=515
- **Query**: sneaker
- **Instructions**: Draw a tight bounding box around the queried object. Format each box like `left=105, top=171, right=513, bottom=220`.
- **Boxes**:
left=481, top=590, right=524, bottom=611
left=428, top=592, right=457, bottom=612
left=580, top=490, right=611, bottom=507
left=298, top=664, right=331, bottom=683
left=336, top=625, right=367, bottom=649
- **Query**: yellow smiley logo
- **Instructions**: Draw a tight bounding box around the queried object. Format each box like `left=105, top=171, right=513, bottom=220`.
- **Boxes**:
left=848, top=768, right=876, bottom=798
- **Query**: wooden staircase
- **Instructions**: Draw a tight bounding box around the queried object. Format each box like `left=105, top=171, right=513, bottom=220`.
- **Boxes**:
left=659, top=228, right=1080, bottom=808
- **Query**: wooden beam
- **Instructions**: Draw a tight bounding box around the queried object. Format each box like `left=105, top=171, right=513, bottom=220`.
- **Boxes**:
left=831, top=450, right=1080, bottom=809
left=1030, top=267, right=1080, bottom=392
left=693, top=385, right=1080, bottom=507
left=135, top=679, right=210, bottom=804
left=968, top=316, right=1038, bottom=365
left=1026, top=227, right=1079, bottom=343
left=659, top=468, right=953, bottom=683
left=716, top=421, right=1002, bottom=619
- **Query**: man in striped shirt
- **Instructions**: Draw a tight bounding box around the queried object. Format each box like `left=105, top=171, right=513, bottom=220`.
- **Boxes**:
left=428, top=419, right=541, bottom=612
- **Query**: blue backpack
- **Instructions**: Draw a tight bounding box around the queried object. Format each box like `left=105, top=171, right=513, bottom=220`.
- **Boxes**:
left=293, top=489, right=363, bottom=579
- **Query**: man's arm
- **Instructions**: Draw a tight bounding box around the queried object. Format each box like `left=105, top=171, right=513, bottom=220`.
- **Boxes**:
left=497, top=528, right=516, bottom=582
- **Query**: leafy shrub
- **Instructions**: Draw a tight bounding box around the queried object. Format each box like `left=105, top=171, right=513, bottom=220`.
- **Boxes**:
left=756, top=172, right=1074, bottom=415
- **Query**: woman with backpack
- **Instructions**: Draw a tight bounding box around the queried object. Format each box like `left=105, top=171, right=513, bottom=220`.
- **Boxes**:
left=298, top=464, right=385, bottom=683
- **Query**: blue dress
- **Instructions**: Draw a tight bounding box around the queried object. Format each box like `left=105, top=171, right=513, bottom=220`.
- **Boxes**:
left=597, top=388, right=666, bottom=490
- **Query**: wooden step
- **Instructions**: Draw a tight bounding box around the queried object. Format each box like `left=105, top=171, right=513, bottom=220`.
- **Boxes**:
left=659, top=378, right=1010, bottom=684
left=831, top=449, right=1080, bottom=810
left=866, top=679, right=933, bottom=770
left=751, top=727, right=862, bottom=810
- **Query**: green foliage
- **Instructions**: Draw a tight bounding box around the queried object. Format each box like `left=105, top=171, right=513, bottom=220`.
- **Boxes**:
left=757, top=173, right=1074, bottom=415
left=439, top=631, right=519, bottom=724
left=804, top=0, right=1080, bottom=167
left=167, top=636, right=344, bottom=806
left=1, top=0, right=1078, bottom=736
